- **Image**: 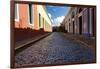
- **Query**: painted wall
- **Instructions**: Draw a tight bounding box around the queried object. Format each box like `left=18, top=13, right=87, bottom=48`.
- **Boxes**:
left=37, top=5, right=52, bottom=32
left=15, top=4, right=52, bottom=32
left=62, top=7, right=96, bottom=37
left=15, top=4, right=36, bottom=29
left=14, top=4, right=52, bottom=42
left=64, top=8, right=72, bottom=33
left=15, top=4, right=28, bottom=28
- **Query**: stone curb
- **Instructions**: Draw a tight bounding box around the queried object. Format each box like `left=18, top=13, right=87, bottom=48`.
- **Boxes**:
left=15, top=33, right=51, bottom=51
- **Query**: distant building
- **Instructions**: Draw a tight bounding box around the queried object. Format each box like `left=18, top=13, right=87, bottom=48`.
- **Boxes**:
left=61, top=7, right=96, bottom=37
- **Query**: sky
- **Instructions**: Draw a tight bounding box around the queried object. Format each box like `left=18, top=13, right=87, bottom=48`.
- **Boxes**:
left=46, top=5, right=70, bottom=27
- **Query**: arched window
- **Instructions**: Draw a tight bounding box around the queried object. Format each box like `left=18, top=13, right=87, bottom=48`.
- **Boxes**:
left=72, top=12, right=74, bottom=18
left=79, top=8, right=82, bottom=13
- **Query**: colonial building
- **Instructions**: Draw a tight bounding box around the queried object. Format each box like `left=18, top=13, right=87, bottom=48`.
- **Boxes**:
left=37, top=5, right=52, bottom=32
left=15, top=3, right=52, bottom=31
left=14, top=3, right=52, bottom=41
left=62, top=7, right=96, bottom=37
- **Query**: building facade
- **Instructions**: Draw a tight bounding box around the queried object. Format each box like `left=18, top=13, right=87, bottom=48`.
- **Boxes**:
left=62, top=7, right=96, bottom=37
left=14, top=3, right=52, bottom=41
left=37, top=5, right=52, bottom=32
left=15, top=3, right=52, bottom=31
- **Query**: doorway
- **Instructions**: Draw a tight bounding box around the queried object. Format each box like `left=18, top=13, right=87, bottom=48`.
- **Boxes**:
left=92, top=8, right=96, bottom=37
left=79, top=16, right=82, bottom=35
left=73, top=21, right=74, bottom=34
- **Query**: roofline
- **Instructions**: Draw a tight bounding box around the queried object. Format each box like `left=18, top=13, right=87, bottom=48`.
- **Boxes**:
left=42, top=5, right=53, bottom=25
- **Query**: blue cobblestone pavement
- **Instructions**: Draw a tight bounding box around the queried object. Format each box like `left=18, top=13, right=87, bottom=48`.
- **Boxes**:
left=15, top=32, right=95, bottom=66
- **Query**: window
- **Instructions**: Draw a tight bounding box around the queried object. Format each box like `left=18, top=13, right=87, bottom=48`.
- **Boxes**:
left=79, top=8, right=82, bottom=13
left=69, top=19, right=70, bottom=21
left=15, top=4, right=19, bottom=21
left=69, top=23, right=70, bottom=32
left=28, top=4, right=33, bottom=24
left=41, top=17, right=43, bottom=28
left=66, top=21, right=67, bottom=23
left=39, top=13, right=41, bottom=27
left=72, top=12, right=74, bottom=18
left=42, top=17, right=44, bottom=28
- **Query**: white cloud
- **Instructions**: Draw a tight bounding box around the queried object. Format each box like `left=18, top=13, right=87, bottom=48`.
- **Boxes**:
left=51, top=19, right=54, bottom=23
left=53, top=16, right=65, bottom=26
left=47, top=13, right=65, bottom=26
left=54, top=16, right=65, bottom=23
left=48, top=13, right=52, bottom=18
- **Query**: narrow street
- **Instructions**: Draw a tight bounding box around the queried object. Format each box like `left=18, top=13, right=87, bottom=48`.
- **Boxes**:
left=15, top=32, right=95, bottom=66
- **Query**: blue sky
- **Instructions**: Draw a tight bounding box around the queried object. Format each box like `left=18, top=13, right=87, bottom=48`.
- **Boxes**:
left=46, top=5, right=70, bottom=26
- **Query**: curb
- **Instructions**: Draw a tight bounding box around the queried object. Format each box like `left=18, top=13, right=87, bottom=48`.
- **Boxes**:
left=15, top=33, right=51, bottom=53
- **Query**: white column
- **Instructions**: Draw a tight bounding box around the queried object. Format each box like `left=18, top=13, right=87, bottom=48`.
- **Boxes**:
left=89, top=8, right=92, bottom=35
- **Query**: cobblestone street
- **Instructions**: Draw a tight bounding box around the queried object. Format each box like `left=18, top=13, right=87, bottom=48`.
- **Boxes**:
left=15, top=32, right=95, bottom=67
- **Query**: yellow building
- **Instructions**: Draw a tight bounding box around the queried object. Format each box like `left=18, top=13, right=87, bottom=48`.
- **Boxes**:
left=37, top=5, right=52, bottom=32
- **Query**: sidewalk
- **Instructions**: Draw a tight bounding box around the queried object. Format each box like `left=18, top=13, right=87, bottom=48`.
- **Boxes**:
left=63, top=33, right=96, bottom=53
left=15, top=33, right=51, bottom=51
